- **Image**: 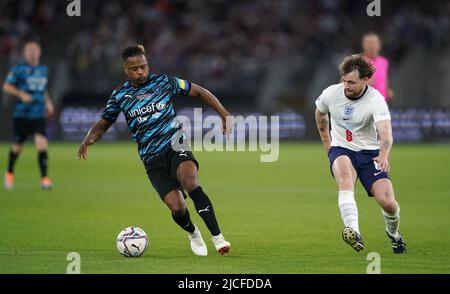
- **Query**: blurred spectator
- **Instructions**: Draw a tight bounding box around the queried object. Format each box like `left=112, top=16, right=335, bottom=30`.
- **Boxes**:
left=0, top=0, right=449, bottom=101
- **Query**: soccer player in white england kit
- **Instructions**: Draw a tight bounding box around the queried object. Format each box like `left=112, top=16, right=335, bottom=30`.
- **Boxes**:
left=315, top=54, right=406, bottom=253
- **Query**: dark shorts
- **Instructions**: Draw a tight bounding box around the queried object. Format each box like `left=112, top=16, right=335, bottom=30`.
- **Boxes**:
left=143, top=146, right=199, bottom=200
left=13, top=118, right=47, bottom=144
left=328, top=146, right=390, bottom=196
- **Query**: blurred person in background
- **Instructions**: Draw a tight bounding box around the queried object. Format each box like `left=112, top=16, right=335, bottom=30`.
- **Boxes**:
left=3, top=40, right=54, bottom=190
left=362, top=32, right=394, bottom=104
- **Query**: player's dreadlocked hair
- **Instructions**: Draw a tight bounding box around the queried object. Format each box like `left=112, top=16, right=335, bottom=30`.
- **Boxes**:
left=339, top=54, right=375, bottom=79
left=122, top=44, right=146, bottom=61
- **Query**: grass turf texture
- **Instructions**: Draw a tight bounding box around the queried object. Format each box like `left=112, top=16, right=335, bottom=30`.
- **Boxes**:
left=0, top=142, right=449, bottom=274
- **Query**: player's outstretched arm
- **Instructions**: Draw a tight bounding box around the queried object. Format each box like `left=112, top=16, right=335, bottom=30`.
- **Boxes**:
left=315, top=108, right=331, bottom=153
left=3, top=82, right=32, bottom=103
left=188, top=83, right=232, bottom=136
left=373, top=119, right=393, bottom=172
left=77, top=118, right=113, bottom=160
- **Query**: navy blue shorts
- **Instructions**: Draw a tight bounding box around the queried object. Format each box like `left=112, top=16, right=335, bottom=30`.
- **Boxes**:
left=328, top=146, right=390, bottom=196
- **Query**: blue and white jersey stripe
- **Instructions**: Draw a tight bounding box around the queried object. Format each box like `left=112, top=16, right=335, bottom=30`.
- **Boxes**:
left=101, top=73, right=191, bottom=161
left=5, top=63, right=49, bottom=119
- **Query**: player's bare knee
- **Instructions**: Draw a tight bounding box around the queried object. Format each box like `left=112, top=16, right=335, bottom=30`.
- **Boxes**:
left=171, top=207, right=186, bottom=216
left=35, top=136, right=48, bottom=151
left=337, top=173, right=354, bottom=190
left=182, top=178, right=199, bottom=193
left=170, top=203, right=187, bottom=216
left=377, top=191, right=397, bottom=213
left=163, top=191, right=186, bottom=215
left=11, top=144, right=23, bottom=154
left=177, top=166, right=199, bottom=193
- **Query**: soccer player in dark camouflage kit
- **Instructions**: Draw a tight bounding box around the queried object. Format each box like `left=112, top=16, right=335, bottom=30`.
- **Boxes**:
left=78, top=45, right=231, bottom=256
left=3, top=41, right=54, bottom=190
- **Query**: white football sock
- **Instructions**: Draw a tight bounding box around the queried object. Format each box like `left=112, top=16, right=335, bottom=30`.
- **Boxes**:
left=338, top=190, right=360, bottom=234
left=382, top=205, right=400, bottom=240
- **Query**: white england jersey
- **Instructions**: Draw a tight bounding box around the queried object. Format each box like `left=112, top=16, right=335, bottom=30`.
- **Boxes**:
left=315, top=83, right=391, bottom=151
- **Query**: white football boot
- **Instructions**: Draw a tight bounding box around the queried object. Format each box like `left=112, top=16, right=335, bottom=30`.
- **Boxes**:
left=212, top=233, right=231, bottom=255
left=187, top=225, right=208, bottom=256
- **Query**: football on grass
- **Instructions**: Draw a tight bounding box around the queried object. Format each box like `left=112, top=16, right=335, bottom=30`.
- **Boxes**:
left=116, top=227, right=148, bottom=257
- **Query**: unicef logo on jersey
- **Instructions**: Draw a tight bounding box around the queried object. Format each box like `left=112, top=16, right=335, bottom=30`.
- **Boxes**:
left=344, top=105, right=354, bottom=118
left=128, top=101, right=168, bottom=123
left=156, top=102, right=166, bottom=111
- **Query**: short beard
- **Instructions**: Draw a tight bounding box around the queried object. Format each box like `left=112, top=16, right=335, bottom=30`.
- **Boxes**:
left=345, top=91, right=358, bottom=99
left=135, top=77, right=147, bottom=85
left=345, top=85, right=367, bottom=100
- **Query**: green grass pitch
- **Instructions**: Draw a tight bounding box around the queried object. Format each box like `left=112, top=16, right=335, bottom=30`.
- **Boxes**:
left=0, top=142, right=449, bottom=273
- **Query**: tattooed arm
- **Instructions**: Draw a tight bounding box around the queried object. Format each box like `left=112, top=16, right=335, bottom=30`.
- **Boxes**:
left=77, top=118, right=113, bottom=160
left=315, top=108, right=332, bottom=153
